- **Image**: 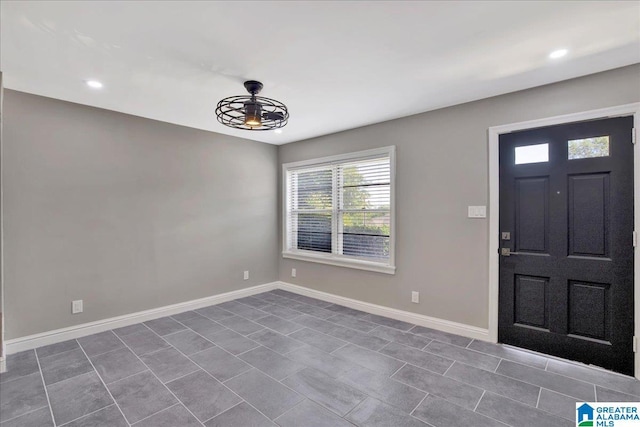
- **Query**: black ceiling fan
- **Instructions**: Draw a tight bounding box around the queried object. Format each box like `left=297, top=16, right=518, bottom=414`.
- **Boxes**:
left=215, top=80, right=289, bottom=131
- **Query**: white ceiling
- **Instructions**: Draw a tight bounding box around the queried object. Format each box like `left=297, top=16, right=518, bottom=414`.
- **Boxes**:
left=1, top=1, right=639, bottom=145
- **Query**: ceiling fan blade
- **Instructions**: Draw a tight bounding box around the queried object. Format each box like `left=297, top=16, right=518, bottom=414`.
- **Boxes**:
left=262, top=111, right=285, bottom=121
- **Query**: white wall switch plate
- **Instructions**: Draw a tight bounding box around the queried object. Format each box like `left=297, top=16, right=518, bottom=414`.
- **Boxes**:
left=72, top=300, right=83, bottom=314
left=291, top=268, right=297, bottom=278
left=243, top=270, right=249, bottom=280
left=411, top=291, right=419, bottom=303
left=468, top=205, right=487, bottom=218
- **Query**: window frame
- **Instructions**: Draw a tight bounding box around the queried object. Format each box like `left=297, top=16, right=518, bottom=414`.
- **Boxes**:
left=282, top=146, right=396, bottom=274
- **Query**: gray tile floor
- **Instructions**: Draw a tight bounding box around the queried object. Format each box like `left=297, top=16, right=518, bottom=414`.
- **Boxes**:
left=2, top=289, right=640, bottom=426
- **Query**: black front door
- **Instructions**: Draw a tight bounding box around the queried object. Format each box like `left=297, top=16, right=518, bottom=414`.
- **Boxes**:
left=498, top=116, right=634, bottom=375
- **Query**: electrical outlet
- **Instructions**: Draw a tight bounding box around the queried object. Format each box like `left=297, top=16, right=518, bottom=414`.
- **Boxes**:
left=72, top=300, right=83, bottom=314
left=411, top=292, right=419, bottom=304
left=291, top=268, right=297, bottom=278
left=243, top=270, right=249, bottom=280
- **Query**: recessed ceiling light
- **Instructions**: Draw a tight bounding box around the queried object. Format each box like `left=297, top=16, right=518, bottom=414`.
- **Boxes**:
left=86, top=80, right=103, bottom=89
left=274, top=129, right=283, bottom=134
left=549, top=49, right=568, bottom=59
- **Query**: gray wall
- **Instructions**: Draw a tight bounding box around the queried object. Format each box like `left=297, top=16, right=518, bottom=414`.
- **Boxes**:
left=0, top=72, right=4, bottom=356
left=278, top=64, right=640, bottom=330
left=3, top=65, right=639, bottom=340
left=3, top=90, right=278, bottom=339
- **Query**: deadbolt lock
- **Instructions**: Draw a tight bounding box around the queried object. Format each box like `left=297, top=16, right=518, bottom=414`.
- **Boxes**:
left=501, top=232, right=511, bottom=240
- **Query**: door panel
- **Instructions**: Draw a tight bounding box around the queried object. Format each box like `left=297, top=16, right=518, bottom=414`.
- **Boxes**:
left=568, top=280, right=609, bottom=341
left=514, top=275, right=549, bottom=329
left=516, top=177, right=549, bottom=253
left=499, top=116, right=634, bottom=375
left=568, top=173, right=609, bottom=257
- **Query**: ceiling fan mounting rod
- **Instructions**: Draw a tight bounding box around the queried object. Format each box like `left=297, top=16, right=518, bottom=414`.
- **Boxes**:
left=244, top=80, right=263, bottom=96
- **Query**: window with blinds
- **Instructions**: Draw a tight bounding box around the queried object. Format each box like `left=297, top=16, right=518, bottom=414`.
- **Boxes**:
left=283, top=146, right=395, bottom=274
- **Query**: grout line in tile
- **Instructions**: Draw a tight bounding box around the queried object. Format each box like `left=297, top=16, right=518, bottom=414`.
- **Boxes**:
left=535, top=387, right=542, bottom=408
left=37, top=346, right=80, bottom=362
left=281, top=344, right=306, bottom=356
left=101, top=368, right=151, bottom=387
left=388, top=362, right=407, bottom=378
left=410, top=413, right=438, bottom=427
left=493, top=387, right=584, bottom=423
left=135, top=343, right=173, bottom=358
left=542, top=386, right=599, bottom=409
left=213, top=346, right=305, bottom=397
left=342, top=394, right=368, bottom=420
left=112, top=332, right=202, bottom=425
left=455, top=359, right=599, bottom=406
left=473, top=390, right=486, bottom=412
left=488, top=357, right=603, bottom=395
left=594, top=384, right=598, bottom=402
left=76, top=342, right=131, bottom=426
left=157, top=323, right=286, bottom=423
left=470, top=392, right=531, bottom=426
left=409, top=392, right=429, bottom=416
left=168, top=317, right=261, bottom=360
left=466, top=339, right=475, bottom=349
left=0, top=404, right=50, bottom=426
left=204, top=369, right=275, bottom=423
left=36, top=354, right=62, bottom=425
left=544, top=358, right=549, bottom=371
left=234, top=345, right=261, bottom=357
left=82, top=343, right=128, bottom=360
left=128, top=403, right=189, bottom=426
left=33, top=365, right=91, bottom=390
left=272, top=398, right=308, bottom=423
left=335, top=364, right=429, bottom=402
left=199, top=400, right=244, bottom=425
left=162, top=367, right=202, bottom=386
left=329, top=342, right=351, bottom=355
left=57, top=404, right=121, bottom=427
left=310, top=329, right=443, bottom=378
left=221, top=367, right=256, bottom=384
left=277, top=366, right=306, bottom=383
left=442, top=360, right=455, bottom=377
left=160, top=328, right=189, bottom=339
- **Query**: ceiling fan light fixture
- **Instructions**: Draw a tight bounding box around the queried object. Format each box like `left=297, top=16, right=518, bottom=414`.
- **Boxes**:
left=216, top=80, right=289, bottom=131
left=243, top=101, right=262, bottom=127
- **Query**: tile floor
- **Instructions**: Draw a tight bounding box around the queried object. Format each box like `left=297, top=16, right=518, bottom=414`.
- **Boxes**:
left=2, top=289, right=640, bottom=426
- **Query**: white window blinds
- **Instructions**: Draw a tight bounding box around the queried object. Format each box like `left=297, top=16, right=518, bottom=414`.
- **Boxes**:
left=338, top=157, right=391, bottom=260
left=284, top=147, right=395, bottom=274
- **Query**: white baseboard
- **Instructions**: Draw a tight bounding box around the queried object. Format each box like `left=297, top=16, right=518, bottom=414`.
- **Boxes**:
left=5, top=279, right=489, bottom=356
left=277, top=281, right=489, bottom=341
left=0, top=357, right=5, bottom=374
left=5, top=282, right=278, bottom=355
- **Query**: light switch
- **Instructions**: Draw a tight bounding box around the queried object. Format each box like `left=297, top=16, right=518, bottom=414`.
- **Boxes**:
left=468, top=206, right=486, bottom=218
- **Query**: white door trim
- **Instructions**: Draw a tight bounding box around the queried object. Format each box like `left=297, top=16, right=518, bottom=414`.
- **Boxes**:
left=488, top=102, right=640, bottom=379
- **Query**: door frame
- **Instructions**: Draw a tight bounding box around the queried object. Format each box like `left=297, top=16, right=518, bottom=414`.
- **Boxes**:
left=488, top=102, right=640, bottom=378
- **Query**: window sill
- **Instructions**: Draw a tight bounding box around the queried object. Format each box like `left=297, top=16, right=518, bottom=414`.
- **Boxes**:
left=282, top=251, right=396, bottom=275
